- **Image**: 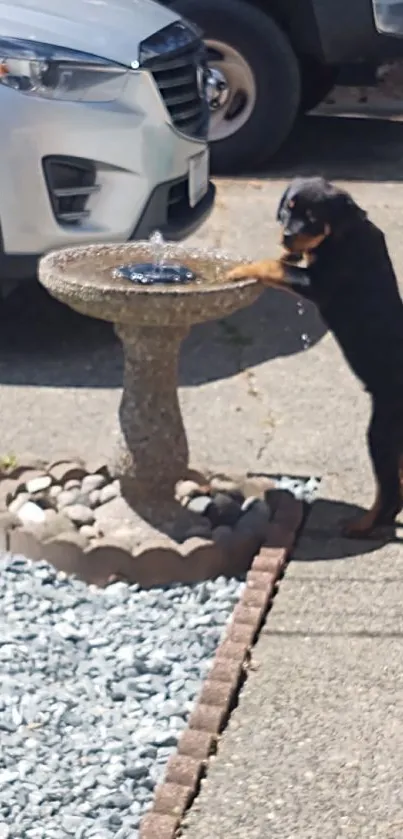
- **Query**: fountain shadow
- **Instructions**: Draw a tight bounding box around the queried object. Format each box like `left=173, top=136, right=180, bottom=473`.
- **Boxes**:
left=0, top=279, right=325, bottom=389
left=181, top=287, right=325, bottom=386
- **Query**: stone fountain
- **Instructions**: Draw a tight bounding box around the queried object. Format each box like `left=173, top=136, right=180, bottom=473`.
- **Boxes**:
left=37, top=238, right=264, bottom=578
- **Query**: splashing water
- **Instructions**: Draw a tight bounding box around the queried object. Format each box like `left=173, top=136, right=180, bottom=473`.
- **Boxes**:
left=296, top=299, right=311, bottom=350
left=149, top=230, right=166, bottom=272
left=112, top=230, right=197, bottom=285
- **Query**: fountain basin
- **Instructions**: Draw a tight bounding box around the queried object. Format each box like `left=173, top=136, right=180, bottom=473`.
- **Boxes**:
left=39, top=242, right=261, bottom=326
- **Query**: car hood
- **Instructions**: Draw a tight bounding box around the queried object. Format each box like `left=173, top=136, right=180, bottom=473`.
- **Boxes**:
left=0, top=0, right=181, bottom=66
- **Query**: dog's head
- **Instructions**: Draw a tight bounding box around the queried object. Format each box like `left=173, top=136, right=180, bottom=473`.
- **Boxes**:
left=276, top=177, right=366, bottom=255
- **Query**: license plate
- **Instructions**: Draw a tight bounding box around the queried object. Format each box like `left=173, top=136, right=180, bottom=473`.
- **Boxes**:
left=189, top=149, right=209, bottom=208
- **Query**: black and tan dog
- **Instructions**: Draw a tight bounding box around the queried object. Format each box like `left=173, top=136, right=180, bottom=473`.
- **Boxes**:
left=226, top=176, right=403, bottom=538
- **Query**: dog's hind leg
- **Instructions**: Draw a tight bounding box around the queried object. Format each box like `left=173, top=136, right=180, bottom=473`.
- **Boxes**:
left=344, top=398, right=403, bottom=538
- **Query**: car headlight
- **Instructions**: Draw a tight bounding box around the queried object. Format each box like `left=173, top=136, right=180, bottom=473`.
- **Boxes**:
left=0, top=37, right=131, bottom=102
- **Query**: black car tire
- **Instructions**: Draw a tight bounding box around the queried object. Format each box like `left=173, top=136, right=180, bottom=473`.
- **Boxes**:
left=169, top=0, right=301, bottom=173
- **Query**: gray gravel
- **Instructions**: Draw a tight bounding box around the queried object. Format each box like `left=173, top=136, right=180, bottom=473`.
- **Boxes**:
left=0, top=477, right=316, bottom=838
left=0, top=555, right=244, bottom=839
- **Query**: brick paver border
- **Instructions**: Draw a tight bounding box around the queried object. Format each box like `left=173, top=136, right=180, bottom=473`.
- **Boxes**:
left=139, top=489, right=303, bottom=839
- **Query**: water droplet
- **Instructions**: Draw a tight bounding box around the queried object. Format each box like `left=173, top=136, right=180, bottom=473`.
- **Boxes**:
left=297, top=300, right=304, bottom=316
left=301, top=333, right=311, bottom=349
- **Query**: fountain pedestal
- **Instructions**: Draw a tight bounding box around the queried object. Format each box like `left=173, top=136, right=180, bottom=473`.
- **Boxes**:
left=39, top=241, right=261, bottom=548
left=112, top=322, right=189, bottom=504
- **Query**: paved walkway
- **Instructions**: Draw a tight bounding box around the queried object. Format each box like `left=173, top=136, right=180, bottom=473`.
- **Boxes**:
left=182, top=478, right=403, bottom=839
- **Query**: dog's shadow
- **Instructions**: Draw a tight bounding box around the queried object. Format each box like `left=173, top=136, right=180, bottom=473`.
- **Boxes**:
left=293, top=497, right=402, bottom=562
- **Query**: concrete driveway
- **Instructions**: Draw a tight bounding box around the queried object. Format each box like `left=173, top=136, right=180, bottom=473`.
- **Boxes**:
left=3, top=112, right=403, bottom=837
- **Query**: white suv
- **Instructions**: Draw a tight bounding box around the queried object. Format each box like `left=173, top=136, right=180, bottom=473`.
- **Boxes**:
left=0, top=0, right=214, bottom=294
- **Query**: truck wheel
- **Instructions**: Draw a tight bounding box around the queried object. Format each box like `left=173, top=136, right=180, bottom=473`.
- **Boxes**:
left=170, top=0, right=301, bottom=173
left=299, top=56, right=339, bottom=113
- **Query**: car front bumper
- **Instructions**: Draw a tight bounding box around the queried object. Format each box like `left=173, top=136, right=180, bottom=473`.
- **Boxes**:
left=0, top=68, right=213, bottom=263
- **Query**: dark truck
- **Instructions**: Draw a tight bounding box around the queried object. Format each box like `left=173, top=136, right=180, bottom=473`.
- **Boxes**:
left=161, top=0, right=403, bottom=172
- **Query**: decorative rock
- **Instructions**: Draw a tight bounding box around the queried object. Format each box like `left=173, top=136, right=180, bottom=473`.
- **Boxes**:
left=175, top=480, right=207, bottom=504
left=99, top=482, right=120, bottom=505
left=88, top=489, right=101, bottom=508
left=186, top=495, right=213, bottom=516
left=235, top=499, right=270, bottom=542
left=17, top=501, right=46, bottom=526
left=205, top=493, right=242, bottom=528
left=64, top=504, right=95, bottom=527
left=64, top=479, right=81, bottom=491
left=210, top=477, right=244, bottom=505
left=48, top=484, right=62, bottom=501
left=82, top=473, right=107, bottom=493
left=8, top=493, right=30, bottom=515
left=15, top=469, right=48, bottom=492
left=210, top=475, right=239, bottom=494
left=25, top=475, right=52, bottom=494
left=242, top=496, right=262, bottom=512
left=56, top=488, right=81, bottom=509
left=185, top=523, right=213, bottom=540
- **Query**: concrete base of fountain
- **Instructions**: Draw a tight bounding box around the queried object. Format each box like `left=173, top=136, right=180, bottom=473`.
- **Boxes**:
left=0, top=455, right=279, bottom=587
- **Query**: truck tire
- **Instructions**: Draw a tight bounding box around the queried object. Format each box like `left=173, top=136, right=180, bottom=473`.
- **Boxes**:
left=169, top=0, right=301, bottom=173
left=299, top=55, right=339, bottom=113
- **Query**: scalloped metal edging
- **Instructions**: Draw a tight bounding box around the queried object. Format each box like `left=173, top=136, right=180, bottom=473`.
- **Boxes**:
left=139, top=489, right=303, bottom=839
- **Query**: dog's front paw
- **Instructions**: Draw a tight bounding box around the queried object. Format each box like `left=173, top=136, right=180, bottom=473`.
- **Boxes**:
left=225, top=265, right=252, bottom=282
left=225, top=259, right=286, bottom=285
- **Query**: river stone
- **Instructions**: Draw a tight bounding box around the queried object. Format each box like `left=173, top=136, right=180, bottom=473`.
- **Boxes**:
left=82, top=474, right=107, bottom=493
left=25, top=476, right=52, bottom=494
left=186, top=495, right=213, bottom=516
left=64, top=505, right=95, bottom=527
left=99, top=483, right=120, bottom=505
left=48, top=485, right=62, bottom=501
left=205, top=492, right=242, bottom=527
left=17, top=502, right=46, bottom=526
left=175, top=480, right=206, bottom=504
left=8, top=493, right=30, bottom=515
left=88, top=490, right=101, bottom=508
left=57, top=488, right=81, bottom=509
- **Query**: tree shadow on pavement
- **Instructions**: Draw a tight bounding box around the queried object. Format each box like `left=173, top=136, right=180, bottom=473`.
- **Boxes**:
left=292, top=497, right=402, bottom=562
left=0, top=281, right=326, bottom=388
left=254, top=114, right=403, bottom=182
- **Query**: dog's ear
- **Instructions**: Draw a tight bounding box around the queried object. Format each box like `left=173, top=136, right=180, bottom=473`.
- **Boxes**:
left=276, top=184, right=292, bottom=222
left=324, top=187, right=366, bottom=234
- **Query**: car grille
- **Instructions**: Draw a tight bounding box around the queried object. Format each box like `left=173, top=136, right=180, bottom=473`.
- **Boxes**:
left=139, top=22, right=209, bottom=140
left=43, top=156, right=100, bottom=226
